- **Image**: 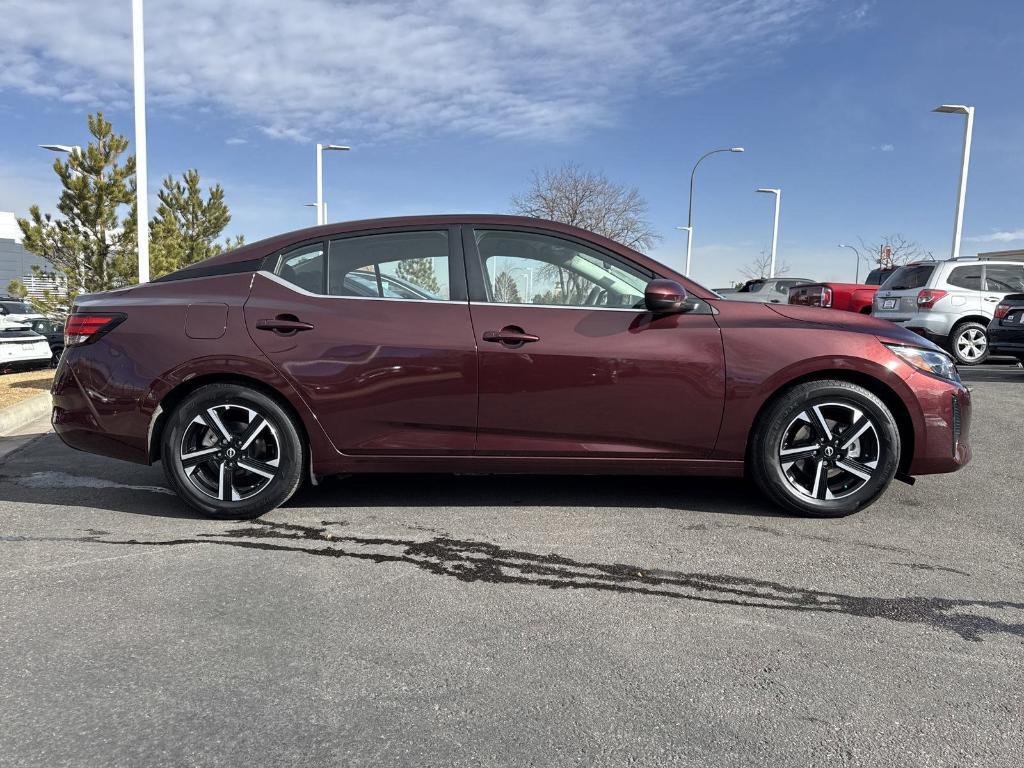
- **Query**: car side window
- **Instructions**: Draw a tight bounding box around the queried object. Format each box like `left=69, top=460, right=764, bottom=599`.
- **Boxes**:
left=273, top=243, right=325, bottom=293
left=328, top=231, right=450, bottom=301
left=946, top=265, right=983, bottom=291
left=473, top=229, right=651, bottom=308
left=984, top=264, right=1024, bottom=292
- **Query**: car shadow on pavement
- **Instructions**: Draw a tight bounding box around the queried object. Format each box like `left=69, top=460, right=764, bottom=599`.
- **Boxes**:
left=23, top=519, right=1024, bottom=643
left=959, top=365, right=1023, bottom=384
left=291, top=473, right=795, bottom=518
left=0, top=462, right=794, bottom=521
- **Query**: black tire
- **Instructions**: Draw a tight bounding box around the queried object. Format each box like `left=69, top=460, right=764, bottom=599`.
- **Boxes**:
left=947, top=321, right=989, bottom=366
left=749, top=380, right=900, bottom=517
left=161, top=383, right=304, bottom=519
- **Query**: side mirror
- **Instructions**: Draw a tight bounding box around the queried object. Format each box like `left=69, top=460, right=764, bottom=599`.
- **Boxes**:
left=644, top=279, right=690, bottom=314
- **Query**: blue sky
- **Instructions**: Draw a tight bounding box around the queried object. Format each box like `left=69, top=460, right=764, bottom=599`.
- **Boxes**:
left=1, top=0, right=1021, bottom=288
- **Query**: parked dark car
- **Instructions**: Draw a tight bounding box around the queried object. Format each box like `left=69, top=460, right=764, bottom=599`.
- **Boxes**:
left=729, top=277, right=816, bottom=303
left=25, top=317, right=65, bottom=365
left=988, top=294, right=1024, bottom=362
left=53, top=215, right=971, bottom=520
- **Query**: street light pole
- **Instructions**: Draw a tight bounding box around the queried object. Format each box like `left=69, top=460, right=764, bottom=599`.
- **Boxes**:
left=932, top=104, right=975, bottom=261
left=315, top=143, right=350, bottom=225
left=131, top=0, right=150, bottom=284
left=838, top=243, right=861, bottom=283
left=685, top=147, right=744, bottom=277
left=756, top=188, right=781, bottom=278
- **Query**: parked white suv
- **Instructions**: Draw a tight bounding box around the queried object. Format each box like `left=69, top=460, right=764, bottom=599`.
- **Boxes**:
left=872, top=259, right=1024, bottom=365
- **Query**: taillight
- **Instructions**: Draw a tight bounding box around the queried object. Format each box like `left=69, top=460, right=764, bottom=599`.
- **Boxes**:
left=821, top=287, right=833, bottom=308
left=64, top=313, right=125, bottom=346
left=993, top=304, right=1011, bottom=320
left=916, top=289, right=948, bottom=309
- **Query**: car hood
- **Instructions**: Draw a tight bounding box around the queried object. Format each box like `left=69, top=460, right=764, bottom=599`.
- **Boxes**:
left=766, top=303, right=946, bottom=353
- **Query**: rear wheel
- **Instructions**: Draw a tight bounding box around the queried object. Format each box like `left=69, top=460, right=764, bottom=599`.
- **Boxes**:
left=749, top=380, right=900, bottom=517
left=948, top=321, right=989, bottom=365
left=161, top=384, right=304, bottom=519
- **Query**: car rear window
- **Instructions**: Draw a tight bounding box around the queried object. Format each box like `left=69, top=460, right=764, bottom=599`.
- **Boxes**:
left=865, top=268, right=894, bottom=286
left=879, top=264, right=935, bottom=291
left=947, top=265, right=983, bottom=290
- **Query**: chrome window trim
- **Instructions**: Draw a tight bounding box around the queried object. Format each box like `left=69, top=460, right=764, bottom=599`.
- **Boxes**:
left=469, top=300, right=645, bottom=313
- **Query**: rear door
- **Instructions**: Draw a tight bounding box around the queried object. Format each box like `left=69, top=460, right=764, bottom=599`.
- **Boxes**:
left=243, top=227, right=478, bottom=455
left=463, top=226, right=725, bottom=459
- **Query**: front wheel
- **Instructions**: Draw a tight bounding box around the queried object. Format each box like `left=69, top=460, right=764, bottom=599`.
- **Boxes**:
left=948, top=321, right=989, bottom=366
left=749, top=380, right=900, bottom=517
left=161, top=384, right=304, bottom=519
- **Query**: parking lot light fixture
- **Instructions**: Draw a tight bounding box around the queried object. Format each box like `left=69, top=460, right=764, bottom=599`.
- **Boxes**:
left=932, top=104, right=975, bottom=261
left=316, top=144, right=351, bottom=226
left=685, top=147, right=744, bottom=277
left=756, top=188, right=781, bottom=278
left=839, top=243, right=861, bottom=283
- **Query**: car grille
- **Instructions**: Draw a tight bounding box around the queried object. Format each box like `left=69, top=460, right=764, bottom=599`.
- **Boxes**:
left=951, top=394, right=961, bottom=455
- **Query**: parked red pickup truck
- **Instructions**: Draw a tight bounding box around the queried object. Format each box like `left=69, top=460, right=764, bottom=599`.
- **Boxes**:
left=788, top=267, right=896, bottom=314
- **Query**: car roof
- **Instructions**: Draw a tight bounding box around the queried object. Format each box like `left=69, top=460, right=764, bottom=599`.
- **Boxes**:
left=169, top=214, right=708, bottom=297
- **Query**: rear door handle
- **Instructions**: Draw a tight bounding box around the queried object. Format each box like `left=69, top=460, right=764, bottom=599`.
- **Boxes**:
left=256, top=317, right=315, bottom=334
left=483, top=326, right=540, bottom=346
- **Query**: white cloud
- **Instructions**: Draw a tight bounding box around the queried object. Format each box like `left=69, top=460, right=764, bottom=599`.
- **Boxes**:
left=225, top=137, right=248, bottom=146
left=965, top=229, right=1024, bottom=244
left=879, top=143, right=894, bottom=152
left=0, top=0, right=824, bottom=142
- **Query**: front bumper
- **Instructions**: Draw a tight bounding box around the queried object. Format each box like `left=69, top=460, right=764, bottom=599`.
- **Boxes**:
left=905, top=374, right=972, bottom=475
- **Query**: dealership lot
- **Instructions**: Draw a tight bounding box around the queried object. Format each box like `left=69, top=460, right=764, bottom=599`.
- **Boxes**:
left=0, top=364, right=1021, bottom=767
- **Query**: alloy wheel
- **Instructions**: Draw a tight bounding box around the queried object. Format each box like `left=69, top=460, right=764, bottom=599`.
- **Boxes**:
left=955, top=327, right=987, bottom=362
left=179, top=404, right=281, bottom=502
left=777, top=402, right=881, bottom=501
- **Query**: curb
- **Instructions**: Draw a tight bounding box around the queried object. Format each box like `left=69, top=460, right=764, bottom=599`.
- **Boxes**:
left=0, top=392, right=52, bottom=436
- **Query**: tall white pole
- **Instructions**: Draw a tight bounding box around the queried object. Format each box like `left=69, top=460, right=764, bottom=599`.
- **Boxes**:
left=131, top=0, right=149, bottom=284
left=684, top=228, right=693, bottom=277
left=769, top=190, right=780, bottom=278
left=315, top=144, right=324, bottom=226
left=950, top=107, right=974, bottom=261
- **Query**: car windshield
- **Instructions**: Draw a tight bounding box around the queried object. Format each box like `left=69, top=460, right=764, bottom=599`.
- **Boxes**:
left=879, top=264, right=935, bottom=291
left=737, top=280, right=766, bottom=293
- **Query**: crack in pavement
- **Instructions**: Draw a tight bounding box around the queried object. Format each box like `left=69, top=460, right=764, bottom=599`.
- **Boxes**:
left=6, top=520, right=1022, bottom=643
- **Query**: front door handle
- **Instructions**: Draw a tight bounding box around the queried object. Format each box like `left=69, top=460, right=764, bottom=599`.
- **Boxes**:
left=483, top=326, right=540, bottom=347
left=256, top=317, right=315, bottom=334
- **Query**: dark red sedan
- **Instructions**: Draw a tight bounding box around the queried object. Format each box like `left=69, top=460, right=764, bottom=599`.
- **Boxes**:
left=52, top=215, right=971, bottom=519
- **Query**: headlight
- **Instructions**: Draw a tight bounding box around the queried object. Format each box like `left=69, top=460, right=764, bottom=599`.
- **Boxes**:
left=884, top=343, right=960, bottom=382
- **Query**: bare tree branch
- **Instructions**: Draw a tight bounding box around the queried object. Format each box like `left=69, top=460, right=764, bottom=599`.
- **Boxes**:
left=511, top=163, right=660, bottom=251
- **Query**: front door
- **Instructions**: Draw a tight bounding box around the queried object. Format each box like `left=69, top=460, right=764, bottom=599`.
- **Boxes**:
left=464, top=227, right=725, bottom=458
left=244, top=227, right=478, bottom=455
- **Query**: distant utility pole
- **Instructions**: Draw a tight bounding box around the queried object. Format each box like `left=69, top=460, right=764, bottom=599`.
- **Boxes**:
left=315, top=144, right=350, bottom=225
left=132, top=0, right=150, bottom=283
left=756, top=188, right=781, bottom=278
left=932, top=104, right=975, bottom=261
left=684, top=147, right=744, bottom=277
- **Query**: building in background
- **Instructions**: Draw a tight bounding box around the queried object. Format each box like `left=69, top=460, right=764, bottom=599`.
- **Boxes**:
left=977, top=248, right=1024, bottom=262
left=0, top=211, right=60, bottom=299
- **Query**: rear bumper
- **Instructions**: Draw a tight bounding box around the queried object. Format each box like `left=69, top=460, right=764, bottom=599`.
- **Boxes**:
left=50, top=349, right=153, bottom=465
left=987, top=326, right=1024, bottom=355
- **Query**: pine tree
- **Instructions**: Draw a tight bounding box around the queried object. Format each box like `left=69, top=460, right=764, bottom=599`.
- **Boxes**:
left=150, top=170, right=241, bottom=278
left=16, top=113, right=137, bottom=313
left=493, top=271, right=522, bottom=303
left=396, top=258, right=441, bottom=296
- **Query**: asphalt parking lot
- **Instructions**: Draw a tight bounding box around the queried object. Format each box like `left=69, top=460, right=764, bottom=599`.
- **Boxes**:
left=1, top=364, right=1021, bottom=767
